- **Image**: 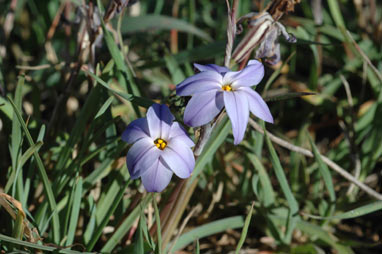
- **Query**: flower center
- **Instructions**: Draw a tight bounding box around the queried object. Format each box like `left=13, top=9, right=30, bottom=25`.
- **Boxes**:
left=222, top=84, right=232, bottom=91
left=154, top=138, right=167, bottom=150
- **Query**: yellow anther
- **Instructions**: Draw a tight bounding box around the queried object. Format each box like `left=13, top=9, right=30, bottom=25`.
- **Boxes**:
left=222, top=84, right=232, bottom=91
left=154, top=138, right=167, bottom=150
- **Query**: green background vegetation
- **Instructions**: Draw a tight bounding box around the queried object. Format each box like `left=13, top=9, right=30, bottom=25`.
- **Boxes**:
left=0, top=0, right=381, bottom=253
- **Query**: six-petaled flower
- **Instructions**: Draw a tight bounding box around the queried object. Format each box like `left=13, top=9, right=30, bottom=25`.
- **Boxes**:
left=176, top=60, right=273, bottom=145
left=122, top=104, right=195, bottom=192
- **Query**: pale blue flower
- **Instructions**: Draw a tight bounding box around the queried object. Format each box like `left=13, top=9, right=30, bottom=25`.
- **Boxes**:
left=122, top=104, right=195, bottom=192
left=177, top=60, right=273, bottom=145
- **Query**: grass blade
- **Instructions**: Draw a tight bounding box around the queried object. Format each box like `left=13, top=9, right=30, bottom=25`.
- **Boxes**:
left=86, top=179, right=131, bottom=251
left=327, top=0, right=346, bottom=29
left=7, top=96, right=61, bottom=243
left=5, top=141, right=43, bottom=193
left=235, top=203, right=254, bottom=254
left=170, top=216, right=244, bottom=252
left=101, top=194, right=152, bottom=252
left=84, top=70, right=153, bottom=108
left=264, top=122, right=299, bottom=243
left=133, top=217, right=145, bottom=254
left=95, top=167, right=129, bottom=226
left=303, top=201, right=382, bottom=220
left=55, top=85, right=103, bottom=173
left=66, top=177, right=83, bottom=246
left=247, top=153, right=275, bottom=207
left=94, top=96, right=114, bottom=119
left=269, top=214, right=353, bottom=254
left=153, top=194, right=162, bottom=254
left=0, top=234, right=93, bottom=254
left=308, top=134, right=336, bottom=203
left=10, top=76, right=23, bottom=172
left=194, top=239, right=200, bottom=254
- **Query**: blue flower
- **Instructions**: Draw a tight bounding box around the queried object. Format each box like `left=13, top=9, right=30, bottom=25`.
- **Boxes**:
left=176, top=60, right=273, bottom=145
left=122, top=104, right=195, bottom=192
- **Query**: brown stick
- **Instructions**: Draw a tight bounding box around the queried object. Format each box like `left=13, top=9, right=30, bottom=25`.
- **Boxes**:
left=248, top=119, right=382, bottom=200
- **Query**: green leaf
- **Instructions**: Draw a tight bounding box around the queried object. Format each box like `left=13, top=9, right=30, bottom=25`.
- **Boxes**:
left=303, top=201, right=382, bottom=220
left=0, top=96, right=13, bottom=120
left=164, top=54, right=186, bottom=84
left=235, top=203, right=254, bottom=254
left=83, top=143, right=126, bottom=187
left=55, top=85, right=103, bottom=173
left=139, top=211, right=155, bottom=249
left=66, top=177, right=83, bottom=246
left=119, top=15, right=212, bottom=42
left=84, top=70, right=153, bottom=109
left=327, top=0, right=346, bottom=29
left=98, top=1, right=141, bottom=116
left=247, top=153, right=275, bottom=207
left=308, top=134, right=336, bottom=203
left=83, top=195, right=96, bottom=245
left=264, top=123, right=299, bottom=244
left=19, top=142, right=43, bottom=169
left=95, top=167, right=129, bottom=225
left=101, top=17, right=127, bottom=74
left=7, top=96, right=61, bottom=243
left=87, top=177, right=131, bottom=251
left=94, top=96, right=114, bottom=119
left=101, top=195, right=152, bottom=253
left=5, top=141, right=43, bottom=193
left=170, top=216, right=245, bottom=252
left=133, top=218, right=145, bottom=254
left=153, top=195, right=162, bottom=254
left=0, top=233, right=93, bottom=254
left=195, top=239, right=200, bottom=254
left=291, top=243, right=323, bottom=254
left=295, top=220, right=353, bottom=254
left=270, top=212, right=353, bottom=254
left=10, top=76, right=24, bottom=176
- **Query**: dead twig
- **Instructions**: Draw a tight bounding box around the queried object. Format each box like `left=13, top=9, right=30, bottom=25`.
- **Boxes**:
left=249, top=118, right=382, bottom=200
left=168, top=204, right=202, bottom=254
left=339, top=75, right=361, bottom=195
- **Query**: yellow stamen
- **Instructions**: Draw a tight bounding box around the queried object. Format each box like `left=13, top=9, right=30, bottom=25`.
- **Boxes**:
left=222, top=84, right=232, bottom=91
left=154, top=138, right=167, bottom=150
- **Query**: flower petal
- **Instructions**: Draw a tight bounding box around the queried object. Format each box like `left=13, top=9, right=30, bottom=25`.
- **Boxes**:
left=126, top=137, right=160, bottom=179
left=161, top=139, right=195, bottom=178
left=176, top=71, right=222, bottom=96
left=122, top=118, right=150, bottom=144
left=194, top=63, right=230, bottom=74
left=223, top=91, right=249, bottom=145
left=239, top=87, right=273, bottom=123
left=141, top=159, right=173, bottom=192
left=223, top=60, right=264, bottom=88
left=168, top=122, right=195, bottom=147
left=146, top=103, right=174, bottom=140
left=183, top=90, right=224, bottom=127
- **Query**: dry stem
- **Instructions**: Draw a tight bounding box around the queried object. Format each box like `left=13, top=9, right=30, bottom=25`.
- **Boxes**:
left=248, top=119, right=382, bottom=200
